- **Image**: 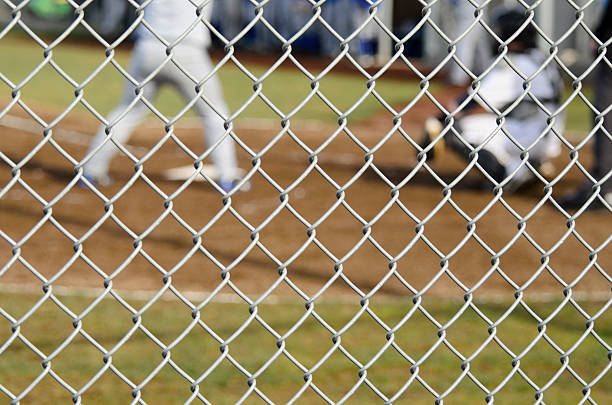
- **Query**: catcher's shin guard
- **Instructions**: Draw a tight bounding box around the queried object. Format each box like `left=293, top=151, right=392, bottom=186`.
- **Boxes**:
left=475, top=149, right=506, bottom=184
left=444, top=134, right=507, bottom=184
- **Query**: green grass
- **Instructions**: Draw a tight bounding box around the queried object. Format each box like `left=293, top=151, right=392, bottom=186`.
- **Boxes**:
left=0, top=35, right=594, bottom=135
left=0, top=35, right=426, bottom=125
left=0, top=291, right=609, bottom=404
left=561, top=86, right=594, bottom=135
left=0, top=34, right=605, bottom=404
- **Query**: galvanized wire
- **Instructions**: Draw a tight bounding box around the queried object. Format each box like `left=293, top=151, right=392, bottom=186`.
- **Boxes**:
left=0, top=0, right=610, bottom=404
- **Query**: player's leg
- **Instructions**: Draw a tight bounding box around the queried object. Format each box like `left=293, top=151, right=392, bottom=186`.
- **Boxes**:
left=417, top=112, right=507, bottom=185
left=446, top=132, right=507, bottom=185
left=499, top=119, right=549, bottom=191
left=82, top=44, right=158, bottom=184
left=171, top=45, right=240, bottom=188
left=447, top=1, right=491, bottom=86
left=448, top=0, right=476, bottom=86
left=454, top=114, right=508, bottom=184
left=515, top=116, right=562, bottom=177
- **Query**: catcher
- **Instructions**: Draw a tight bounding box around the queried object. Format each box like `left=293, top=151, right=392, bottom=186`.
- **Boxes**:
left=419, top=8, right=564, bottom=192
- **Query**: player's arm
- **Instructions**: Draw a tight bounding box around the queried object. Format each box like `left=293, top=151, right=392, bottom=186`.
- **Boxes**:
left=420, top=68, right=513, bottom=154
left=424, top=92, right=488, bottom=139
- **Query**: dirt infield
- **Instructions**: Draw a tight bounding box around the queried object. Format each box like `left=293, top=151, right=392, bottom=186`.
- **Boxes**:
left=0, top=100, right=610, bottom=301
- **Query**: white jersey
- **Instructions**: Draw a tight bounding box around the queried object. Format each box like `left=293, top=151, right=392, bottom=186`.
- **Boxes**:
left=474, top=49, right=561, bottom=116
left=461, top=49, right=564, bottom=175
left=136, top=0, right=213, bottom=47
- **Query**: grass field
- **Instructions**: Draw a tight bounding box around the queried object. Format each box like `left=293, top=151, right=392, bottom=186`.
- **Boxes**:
left=0, top=35, right=593, bottom=134
left=0, top=35, right=434, bottom=125
left=1, top=33, right=610, bottom=404
left=1, top=291, right=610, bottom=404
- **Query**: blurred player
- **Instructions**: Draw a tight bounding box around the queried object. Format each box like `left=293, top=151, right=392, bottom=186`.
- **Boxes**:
left=352, top=0, right=378, bottom=67
left=82, top=0, right=243, bottom=193
left=211, top=0, right=243, bottom=41
left=559, top=0, right=611, bottom=211
left=320, top=0, right=378, bottom=65
left=319, top=0, right=353, bottom=57
left=447, top=0, right=491, bottom=86
left=419, top=8, right=564, bottom=192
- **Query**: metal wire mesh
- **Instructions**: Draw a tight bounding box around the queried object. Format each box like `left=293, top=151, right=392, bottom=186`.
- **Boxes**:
left=0, top=0, right=610, bottom=403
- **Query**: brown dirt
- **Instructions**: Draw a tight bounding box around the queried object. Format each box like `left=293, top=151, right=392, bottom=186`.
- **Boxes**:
left=0, top=99, right=610, bottom=302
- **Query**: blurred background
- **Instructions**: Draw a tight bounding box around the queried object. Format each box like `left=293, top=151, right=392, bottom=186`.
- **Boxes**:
left=0, top=0, right=604, bottom=71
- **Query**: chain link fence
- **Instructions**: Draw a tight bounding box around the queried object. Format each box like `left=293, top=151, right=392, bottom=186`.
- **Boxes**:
left=0, top=0, right=610, bottom=403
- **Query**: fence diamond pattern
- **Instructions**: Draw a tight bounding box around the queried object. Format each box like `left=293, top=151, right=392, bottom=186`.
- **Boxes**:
left=0, top=0, right=610, bottom=404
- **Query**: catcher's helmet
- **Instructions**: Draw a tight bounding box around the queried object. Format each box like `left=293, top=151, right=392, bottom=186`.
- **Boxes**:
left=493, top=9, right=537, bottom=50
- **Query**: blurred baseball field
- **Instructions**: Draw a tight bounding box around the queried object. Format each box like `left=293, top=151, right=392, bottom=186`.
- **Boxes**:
left=0, top=34, right=610, bottom=403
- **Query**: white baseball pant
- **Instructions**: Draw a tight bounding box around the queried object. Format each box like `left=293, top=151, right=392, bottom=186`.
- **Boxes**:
left=83, top=40, right=238, bottom=184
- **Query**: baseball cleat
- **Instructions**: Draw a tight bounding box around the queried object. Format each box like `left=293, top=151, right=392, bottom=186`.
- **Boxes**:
left=78, top=173, right=113, bottom=188
left=219, top=179, right=252, bottom=193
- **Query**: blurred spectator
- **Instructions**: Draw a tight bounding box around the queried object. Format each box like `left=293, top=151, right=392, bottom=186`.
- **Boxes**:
left=352, top=0, right=378, bottom=67
left=90, top=0, right=129, bottom=37
left=319, top=0, right=353, bottom=56
left=395, top=17, right=423, bottom=58
left=211, top=0, right=244, bottom=42
left=28, top=0, right=72, bottom=19
left=276, top=0, right=319, bottom=52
